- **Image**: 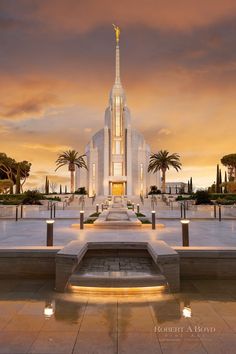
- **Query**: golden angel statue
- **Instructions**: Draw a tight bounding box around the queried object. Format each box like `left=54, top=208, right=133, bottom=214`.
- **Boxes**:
left=112, top=24, right=120, bottom=43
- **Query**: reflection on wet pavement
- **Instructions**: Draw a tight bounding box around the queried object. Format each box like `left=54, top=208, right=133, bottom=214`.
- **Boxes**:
left=0, top=279, right=236, bottom=353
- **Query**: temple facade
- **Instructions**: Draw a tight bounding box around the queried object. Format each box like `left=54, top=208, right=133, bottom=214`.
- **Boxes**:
left=76, top=27, right=160, bottom=196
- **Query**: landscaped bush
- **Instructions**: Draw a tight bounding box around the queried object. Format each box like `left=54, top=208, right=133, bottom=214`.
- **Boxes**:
left=215, top=198, right=235, bottom=205
left=135, top=212, right=146, bottom=217
left=74, top=187, right=87, bottom=195
left=148, top=186, right=161, bottom=195
left=21, top=190, right=44, bottom=205
left=45, top=196, right=61, bottom=201
left=89, top=212, right=101, bottom=217
left=176, top=195, right=194, bottom=201
left=195, top=190, right=212, bottom=205
left=210, top=194, right=236, bottom=201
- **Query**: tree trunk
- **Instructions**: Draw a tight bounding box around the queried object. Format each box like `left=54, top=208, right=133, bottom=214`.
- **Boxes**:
left=70, top=170, right=74, bottom=193
left=161, top=169, right=166, bottom=193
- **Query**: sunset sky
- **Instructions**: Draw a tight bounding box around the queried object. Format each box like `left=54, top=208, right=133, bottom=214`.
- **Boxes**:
left=1, top=0, right=236, bottom=190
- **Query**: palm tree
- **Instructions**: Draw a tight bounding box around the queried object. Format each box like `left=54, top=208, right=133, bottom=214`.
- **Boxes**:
left=55, top=150, right=87, bottom=193
left=148, top=150, right=182, bottom=193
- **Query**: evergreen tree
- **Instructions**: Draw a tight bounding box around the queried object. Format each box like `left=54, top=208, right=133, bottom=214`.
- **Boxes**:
left=224, top=171, right=228, bottom=193
left=45, top=176, right=49, bottom=194
left=190, top=177, right=193, bottom=193
left=216, top=164, right=220, bottom=193
left=219, top=169, right=222, bottom=193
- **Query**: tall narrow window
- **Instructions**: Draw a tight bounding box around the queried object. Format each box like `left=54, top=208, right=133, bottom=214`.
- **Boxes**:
left=92, top=163, right=96, bottom=178
left=115, top=140, right=121, bottom=154
left=140, top=164, right=143, bottom=181
left=113, top=162, right=122, bottom=176
left=115, top=97, right=121, bottom=136
left=92, top=163, right=96, bottom=193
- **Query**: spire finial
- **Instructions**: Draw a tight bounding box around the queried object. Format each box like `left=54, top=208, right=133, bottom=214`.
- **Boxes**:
left=112, top=24, right=120, bottom=44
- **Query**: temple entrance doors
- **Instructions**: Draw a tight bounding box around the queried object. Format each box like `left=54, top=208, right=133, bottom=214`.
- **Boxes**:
left=112, top=183, right=124, bottom=196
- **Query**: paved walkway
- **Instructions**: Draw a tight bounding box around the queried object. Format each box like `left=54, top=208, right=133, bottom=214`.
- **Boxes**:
left=0, top=219, right=236, bottom=247
left=0, top=278, right=236, bottom=353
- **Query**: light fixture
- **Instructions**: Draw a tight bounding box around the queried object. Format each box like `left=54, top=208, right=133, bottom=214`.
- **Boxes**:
left=182, top=306, right=191, bottom=318
left=180, top=219, right=190, bottom=224
left=44, top=302, right=54, bottom=318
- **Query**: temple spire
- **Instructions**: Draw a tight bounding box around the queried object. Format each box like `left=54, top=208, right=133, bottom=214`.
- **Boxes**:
left=113, top=24, right=121, bottom=85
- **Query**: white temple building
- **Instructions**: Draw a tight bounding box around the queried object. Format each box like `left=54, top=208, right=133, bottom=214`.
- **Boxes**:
left=76, top=27, right=160, bottom=197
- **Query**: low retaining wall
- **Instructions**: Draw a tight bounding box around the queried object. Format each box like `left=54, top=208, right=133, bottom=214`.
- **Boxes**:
left=1, top=246, right=236, bottom=281
left=0, top=247, right=61, bottom=278
left=175, top=247, right=236, bottom=279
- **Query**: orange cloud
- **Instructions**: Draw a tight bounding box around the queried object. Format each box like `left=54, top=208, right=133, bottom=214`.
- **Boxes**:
left=21, top=0, right=236, bottom=33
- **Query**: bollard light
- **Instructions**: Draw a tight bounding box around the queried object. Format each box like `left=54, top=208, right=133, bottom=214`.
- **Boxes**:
left=80, top=210, right=84, bottom=230
left=44, top=301, right=54, bottom=318
left=219, top=204, right=222, bottom=222
left=137, top=204, right=140, bottom=214
left=50, top=202, right=53, bottom=219
left=152, top=210, right=156, bottom=230
left=20, top=204, right=23, bottom=219
left=180, top=219, right=190, bottom=247
left=46, top=220, right=54, bottom=246
left=182, top=306, right=192, bottom=318
left=180, top=203, right=183, bottom=218
left=214, top=204, right=217, bottom=218
left=96, top=204, right=99, bottom=213
left=15, top=205, right=19, bottom=221
left=183, top=202, right=186, bottom=219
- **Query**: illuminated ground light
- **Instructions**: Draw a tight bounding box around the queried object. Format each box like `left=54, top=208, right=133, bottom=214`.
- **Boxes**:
left=69, top=285, right=166, bottom=295
left=182, top=306, right=192, bottom=318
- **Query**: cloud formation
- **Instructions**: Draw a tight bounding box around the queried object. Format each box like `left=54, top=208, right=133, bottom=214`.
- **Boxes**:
left=0, top=0, right=236, bottom=188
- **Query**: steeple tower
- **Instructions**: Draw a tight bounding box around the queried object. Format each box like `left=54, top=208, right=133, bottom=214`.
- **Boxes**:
left=110, top=24, right=126, bottom=106
left=115, top=42, right=121, bottom=85
left=112, top=24, right=121, bottom=85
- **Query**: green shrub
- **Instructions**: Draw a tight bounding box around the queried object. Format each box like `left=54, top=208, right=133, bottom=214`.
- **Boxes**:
left=148, top=185, right=161, bottom=195
left=89, top=212, right=101, bottom=217
left=195, top=190, right=212, bottom=205
left=136, top=212, right=146, bottom=217
left=74, top=187, right=87, bottom=195
left=84, top=218, right=95, bottom=224
left=140, top=219, right=151, bottom=224
left=215, top=198, right=235, bottom=205
left=46, top=196, right=61, bottom=201
left=21, top=190, right=44, bottom=205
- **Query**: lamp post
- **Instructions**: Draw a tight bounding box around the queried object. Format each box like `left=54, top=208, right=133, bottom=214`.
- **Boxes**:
left=96, top=204, right=99, bottom=213
left=213, top=204, right=217, bottom=218
left=219, top=204, right=222, bottom=222
left=180, top=219, right=190, bottom=246
left=15, top=205, right=18, bottom=221
left=137, top=204, right=140, bottom=214
left=50, top=202, right=53, bottom=219
left=152, top=210, right=156, bottom=230
left=46, top=220, right=54, bottom=246
left=80, top=210, right=84, bottom=230
left=20, top=204, right=23, bottom=219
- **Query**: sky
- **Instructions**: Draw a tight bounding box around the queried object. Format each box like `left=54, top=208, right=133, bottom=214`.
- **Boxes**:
left=0, top=0, right=236, bottom=190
